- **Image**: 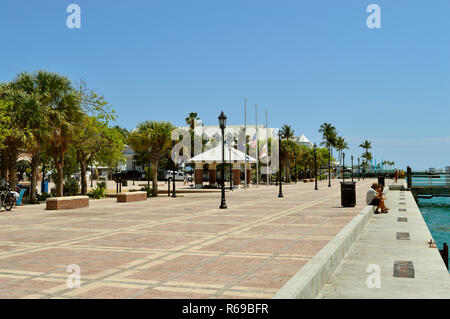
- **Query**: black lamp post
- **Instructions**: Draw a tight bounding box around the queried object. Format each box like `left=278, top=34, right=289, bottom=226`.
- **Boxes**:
left=314, top=143, right=318, bottom=190
left=362, top=160, right=365, bottom=180
left=171, top=140, right=177, bottom=198
left=328, top=145, right=331, bottom=187
left=90, top=165, right=93, bottom=187
left=132, top=162, right=136, bottom=186
left=219, top=111, right=227, bottom=209
left=278, top=129, right=283, bottom=198
left=358, top=157, right=360, bottom=181
left=342, top=153, right=345, bottom=183
left=228, top=142, right=233, bottom=191
left=351, top=155, right=354, bottom=182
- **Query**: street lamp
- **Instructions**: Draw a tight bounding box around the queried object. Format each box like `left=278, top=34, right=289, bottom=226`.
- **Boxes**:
left=219, top=111, right=227, bottom=209
left=351, top=155, right=354, bottom=182
left=314, top=143, right=318, bottom=190
left=358, top=157, right=360, bottom=181
left=278, top=129, right=283, bottom=198
left=342, top=153, right=345, bottom=183
left=328, top=145, right=331, bottom=187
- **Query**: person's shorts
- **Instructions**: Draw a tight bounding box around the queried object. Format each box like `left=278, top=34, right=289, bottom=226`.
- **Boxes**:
left=369, top=198, right=380, bottom=206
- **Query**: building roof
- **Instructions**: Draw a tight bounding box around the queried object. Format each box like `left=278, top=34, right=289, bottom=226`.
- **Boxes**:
left=188, top=145, right=257, bottom=164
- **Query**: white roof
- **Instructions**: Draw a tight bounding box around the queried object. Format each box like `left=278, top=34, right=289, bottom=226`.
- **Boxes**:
left=297, top=134, right=310, bottom=143
left=188, top=145, right=257, bottom=164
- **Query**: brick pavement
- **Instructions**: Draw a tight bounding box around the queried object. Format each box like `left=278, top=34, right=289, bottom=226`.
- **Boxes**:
left=0, top=178, right=374, bottom=298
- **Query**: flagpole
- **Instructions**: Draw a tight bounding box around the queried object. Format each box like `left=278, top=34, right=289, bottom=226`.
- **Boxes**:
left=255, top=104, right=258, bottom=188
left=244, top=98, right=247, bottom=190
left=266, top=109, right=269, bottom=186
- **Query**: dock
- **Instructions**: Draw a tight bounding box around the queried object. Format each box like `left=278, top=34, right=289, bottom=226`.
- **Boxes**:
left=317, top=180, right=450, bottom=298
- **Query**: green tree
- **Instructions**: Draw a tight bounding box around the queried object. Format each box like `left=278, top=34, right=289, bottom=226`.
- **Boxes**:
left=127, top=121, right=174, bottom=197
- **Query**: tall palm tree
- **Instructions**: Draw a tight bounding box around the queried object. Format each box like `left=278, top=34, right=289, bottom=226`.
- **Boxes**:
left=359, top=140, right=372, bottom=169
left=128, top=121, right=174, bottom=197
left=319, top=123, right=337, bottom=186
left=280, top=124, right=295, bottom=141
left=35, top=71, right=83, bottom=197
left=335, top=136, right=348, bottom=173
left=185, top=112, right=199, bottom=158
left=13, top=72, right=53, bottom=203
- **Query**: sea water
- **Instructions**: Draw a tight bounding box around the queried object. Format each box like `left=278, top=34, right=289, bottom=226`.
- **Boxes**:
left=418, top=197, right=450, bottom=272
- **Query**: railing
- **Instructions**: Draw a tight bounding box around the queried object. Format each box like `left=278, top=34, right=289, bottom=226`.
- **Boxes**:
left=411, top=174, right=450, bottom=187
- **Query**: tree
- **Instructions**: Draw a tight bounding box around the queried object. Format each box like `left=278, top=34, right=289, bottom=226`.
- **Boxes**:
left=280, top=124, right=295, bottom=141
left=0, top=99, right=12, bottom=149
left=185, top=112, right=200, bottom=158
left=359, top=140, right=373, bottom=168
left=319, top=123, right=337, bottom=183
left=38, top=71, right=83, bottom=197
left=335, top=136, right=348, bottom=169
left=71, top=116, right=125, bottom=194
left=127, top=121, right=174, bottom=197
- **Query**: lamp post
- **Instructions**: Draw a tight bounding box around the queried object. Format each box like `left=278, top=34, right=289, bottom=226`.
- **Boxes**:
left=278, top=129, right=283, bottom=198
left=342, top=153, right=345, bottom=183
left=328, top=145, right=331, bottom=187
left=90, top=165, right=93, bottom=187
left=351, top=155, right=354, bottom=182
left=314, top=143, right=318, bottom=190
left=172, top=140, right=177, bottom=198
left=362, top=160, right=365, bottom=180
left=132, top=162, right=136, bottom=186
left=219, top=111, right=227, bottom=209
left=358, top=157, right=360, bottom=181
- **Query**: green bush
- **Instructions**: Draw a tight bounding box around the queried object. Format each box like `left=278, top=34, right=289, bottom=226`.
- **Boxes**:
left=89, top=186, right=107, bottom=199
left=97, top=181, right=107, bottom=189
left=63, top=177, right=80, bottom=196
left=140, top=186, right=153, bottom=197
left=38, top=192, right=53, bottom=201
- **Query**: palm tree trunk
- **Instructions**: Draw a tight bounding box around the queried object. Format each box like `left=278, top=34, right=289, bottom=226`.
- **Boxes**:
left=0, top=150, right=7, bottom=181
left=7, top=147, right=18, bottom=186
left=53, top=151, right=64, bottom=197
left=151, top=159, right=158, bottom=197
left=30, top=151, right=40, bottom=204
left=80, top=161, right=87, bottom=195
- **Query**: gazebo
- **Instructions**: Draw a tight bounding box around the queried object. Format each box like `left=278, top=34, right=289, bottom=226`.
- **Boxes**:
left=188, top=145, right=257, bottom=188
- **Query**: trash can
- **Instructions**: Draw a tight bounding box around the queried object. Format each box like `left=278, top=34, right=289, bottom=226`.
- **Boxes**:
left=377, top=176, right=385, bottom=187
left=122, top=180, right=128, bottom=187
left=43, top=180, right=48, bottom=193
left=341, top=181, right=356, bottom=207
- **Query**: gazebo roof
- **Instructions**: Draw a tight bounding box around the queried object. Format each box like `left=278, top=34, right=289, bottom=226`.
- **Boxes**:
left=188, top=145, right=257, bottom=164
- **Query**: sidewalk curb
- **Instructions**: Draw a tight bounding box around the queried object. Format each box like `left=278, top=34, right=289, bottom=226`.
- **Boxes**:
left=273, top=204, right=375, bottom=299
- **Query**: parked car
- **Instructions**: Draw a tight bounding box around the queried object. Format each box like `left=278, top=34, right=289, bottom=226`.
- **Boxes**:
left=165, top=171, right=192, bottom=182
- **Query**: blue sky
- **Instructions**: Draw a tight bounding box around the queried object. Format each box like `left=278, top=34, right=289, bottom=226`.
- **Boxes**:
left=1, top=0, right=449, bottom=170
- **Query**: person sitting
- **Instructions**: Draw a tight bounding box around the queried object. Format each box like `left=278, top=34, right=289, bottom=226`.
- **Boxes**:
left=366, top=183, right=381, bottom=214
left=377, top=184, right=389, bottom=214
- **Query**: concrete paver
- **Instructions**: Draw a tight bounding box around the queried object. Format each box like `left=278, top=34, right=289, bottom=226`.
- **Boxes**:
left=0, top=179, right=373, bottom=298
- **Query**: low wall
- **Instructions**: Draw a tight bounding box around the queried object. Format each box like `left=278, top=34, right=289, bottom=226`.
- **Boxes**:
left=117, top=191, right=147, bottom=203
left=46, top=196, right=89, bottom=210
left=273, top=204, right=376, bottom=299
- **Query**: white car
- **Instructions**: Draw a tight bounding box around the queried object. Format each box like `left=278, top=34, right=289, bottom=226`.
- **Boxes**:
left=165, top=171, right=192, bottom=182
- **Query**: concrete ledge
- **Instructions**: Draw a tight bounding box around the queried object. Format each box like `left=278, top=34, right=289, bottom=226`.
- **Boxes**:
left=46, top=196, right=89, bottom=210
left=117, top=191, right=147, bottom=203
left=273, top=205, right=375, bottom=299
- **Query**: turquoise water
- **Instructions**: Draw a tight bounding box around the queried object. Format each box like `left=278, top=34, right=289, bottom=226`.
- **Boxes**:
left=418, top=197, right=450, bottom=272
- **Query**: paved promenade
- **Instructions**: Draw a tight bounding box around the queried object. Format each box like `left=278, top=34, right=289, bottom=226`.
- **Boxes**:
left=0, top=179, right=373, bottom=299
left=318, top=182, right=450, bottom=298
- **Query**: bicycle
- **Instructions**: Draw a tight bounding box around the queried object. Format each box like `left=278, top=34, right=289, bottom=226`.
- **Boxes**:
left=0, top=182, right=16, bottom=211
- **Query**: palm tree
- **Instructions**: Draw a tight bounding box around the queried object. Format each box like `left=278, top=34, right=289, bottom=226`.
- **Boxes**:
left=13, top=72, right=54, bottom=203
left=36, top=71, right=83, bottom=197
left=185, top=112, right=199, bottom=158
left=128, top=121, right=174, bottom=197
left=359, top=140, right=372, bottom=170
left=280, top=124, right=295, bottom=141
left=319, top=123, right=337, bottom=186
left=335, top=136, right=348, bottom=175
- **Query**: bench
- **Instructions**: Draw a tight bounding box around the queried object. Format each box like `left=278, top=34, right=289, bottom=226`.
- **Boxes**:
left=117, top=191, right=147, bottom=203
left=46, top=196, right=89, bottom=210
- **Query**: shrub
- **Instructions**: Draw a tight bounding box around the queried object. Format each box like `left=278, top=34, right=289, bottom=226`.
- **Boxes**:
left=140, top=186, right=153, bottom=197
left=89, top=186, right=107, bottom=199
left=63, top=177, right=80, bottom=196
left=38, top=192, right=53, bottom=201
left=97, top=181, right=107, bottom=189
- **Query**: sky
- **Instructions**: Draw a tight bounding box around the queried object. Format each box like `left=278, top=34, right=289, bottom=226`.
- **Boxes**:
left=0, top=0, right=449, bottom=171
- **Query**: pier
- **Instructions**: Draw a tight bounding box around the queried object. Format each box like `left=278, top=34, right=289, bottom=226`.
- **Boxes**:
left=317, top=180, right=450, bottom=298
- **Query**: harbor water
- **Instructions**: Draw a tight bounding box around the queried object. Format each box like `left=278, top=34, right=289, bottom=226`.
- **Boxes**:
left=418, top=197, right=450, bottom=272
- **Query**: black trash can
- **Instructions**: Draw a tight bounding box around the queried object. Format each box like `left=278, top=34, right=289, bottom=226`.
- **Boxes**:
left=341, top=181, right=356, bottom=207
left=122, top=180, right=128, bottom=187
left=377, top=176, right=385, bottom=187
